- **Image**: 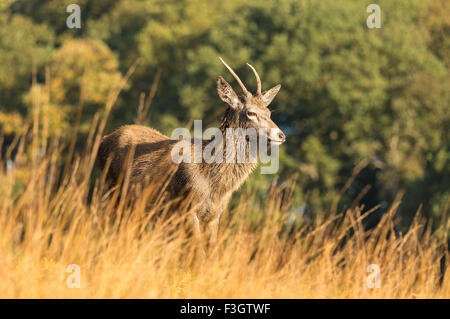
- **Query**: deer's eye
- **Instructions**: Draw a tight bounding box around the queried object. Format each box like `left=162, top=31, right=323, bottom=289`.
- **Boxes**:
left=247, top=111, right=257, bottom=118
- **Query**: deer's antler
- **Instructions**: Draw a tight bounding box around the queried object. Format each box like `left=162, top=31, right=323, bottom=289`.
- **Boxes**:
left=246, top=63, right=261, bottom=96
left=219, top=57, right=251, bottom=98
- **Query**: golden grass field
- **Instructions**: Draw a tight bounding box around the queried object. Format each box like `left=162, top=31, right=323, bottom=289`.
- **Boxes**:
left=0, top=74, right=448, bottom=299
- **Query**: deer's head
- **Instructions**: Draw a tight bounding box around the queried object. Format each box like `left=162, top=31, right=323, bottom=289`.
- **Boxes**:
left=217, top=58, right=286, bottom=146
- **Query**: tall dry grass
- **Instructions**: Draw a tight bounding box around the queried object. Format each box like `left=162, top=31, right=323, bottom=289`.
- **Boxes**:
left=0, top=69, right=448, bottom=299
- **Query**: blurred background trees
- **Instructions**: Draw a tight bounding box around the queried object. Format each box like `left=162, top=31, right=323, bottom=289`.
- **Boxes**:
left=1, top=0, right=448, bottom=228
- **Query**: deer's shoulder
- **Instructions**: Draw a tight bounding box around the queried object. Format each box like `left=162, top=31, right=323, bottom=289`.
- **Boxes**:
left=109, top=125, right=169, bottom=145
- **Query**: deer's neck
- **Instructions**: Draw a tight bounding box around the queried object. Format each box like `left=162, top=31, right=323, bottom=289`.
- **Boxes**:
left=198, top=110, right=258, bottom=197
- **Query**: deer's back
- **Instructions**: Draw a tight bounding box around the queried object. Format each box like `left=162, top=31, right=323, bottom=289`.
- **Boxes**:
left=97, top=125, right=176, bottom=183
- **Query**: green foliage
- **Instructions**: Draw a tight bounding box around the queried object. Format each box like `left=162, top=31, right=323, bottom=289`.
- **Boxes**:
left=0, top=13, right=53, bottom=110
left=50, top=39, right=122, bottom=106
left=0, top=0, right=448, bottom=226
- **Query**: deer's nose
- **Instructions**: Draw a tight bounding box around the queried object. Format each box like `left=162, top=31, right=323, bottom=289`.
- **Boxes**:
left=278, top=131, right=286, bottom=142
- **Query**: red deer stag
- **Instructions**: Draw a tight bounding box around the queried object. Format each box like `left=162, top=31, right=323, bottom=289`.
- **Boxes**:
left=97, top=57, right=286, bottom=254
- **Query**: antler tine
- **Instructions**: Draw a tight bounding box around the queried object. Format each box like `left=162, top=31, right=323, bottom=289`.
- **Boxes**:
left=219, top=57, right=251, bottom=97
left=246, top=63, right=261, bottom=95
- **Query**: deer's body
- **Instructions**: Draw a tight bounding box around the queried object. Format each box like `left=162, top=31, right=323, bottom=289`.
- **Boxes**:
left=97, top=58, right=285, bottom=254
left=97, top=123, right=256, bottom=224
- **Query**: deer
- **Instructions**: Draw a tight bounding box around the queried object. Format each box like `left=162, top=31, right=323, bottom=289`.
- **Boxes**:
left=97, top=57, right=286, bottom=256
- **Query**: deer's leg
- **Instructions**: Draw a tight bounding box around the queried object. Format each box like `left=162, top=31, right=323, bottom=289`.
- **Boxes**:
left=208, top=217, right=220, bottom=249
left=207, top=198, right=228, bottom=254
left=192, top=213, right=206, bottom=261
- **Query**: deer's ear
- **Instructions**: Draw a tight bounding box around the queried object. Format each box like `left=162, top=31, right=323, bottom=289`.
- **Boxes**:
left=261, top=84, right=281, bottom=107
left=217, top=76, right=242, bottom=109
